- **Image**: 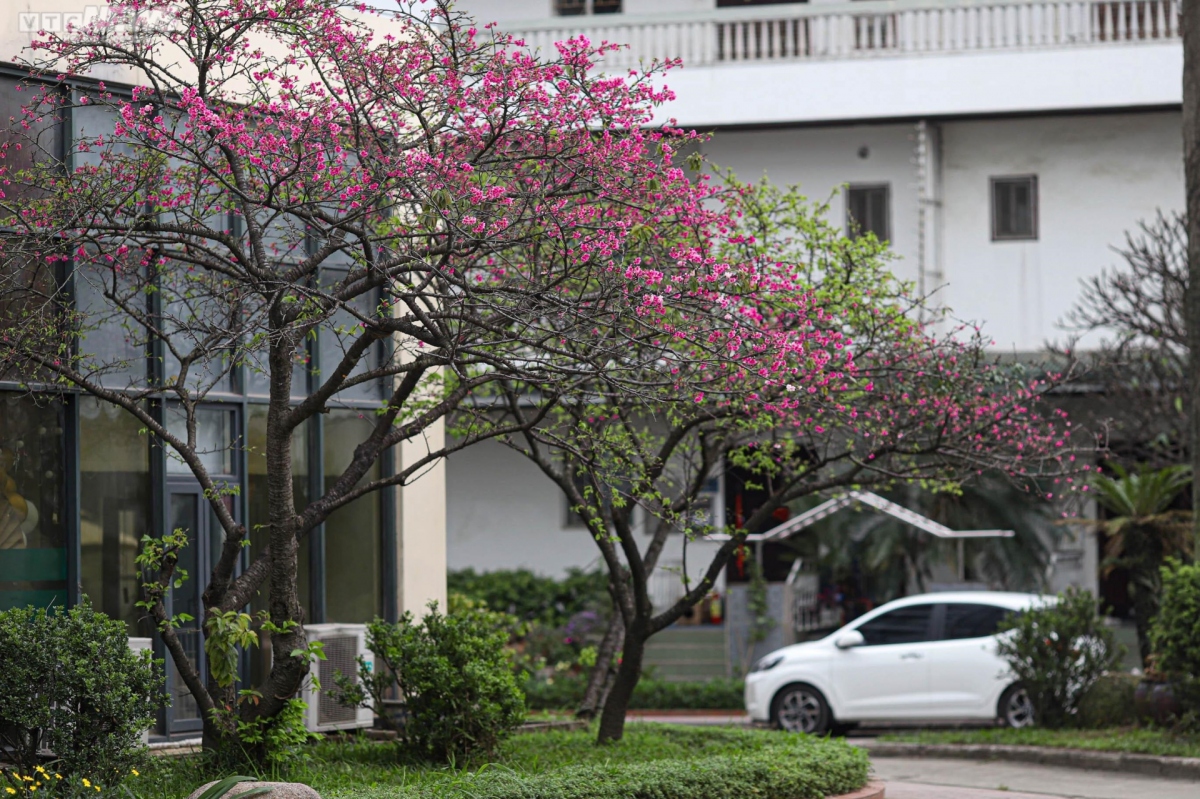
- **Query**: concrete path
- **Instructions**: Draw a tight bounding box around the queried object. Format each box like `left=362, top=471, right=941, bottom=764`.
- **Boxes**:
left=872, top=755, right=1200, bottom=799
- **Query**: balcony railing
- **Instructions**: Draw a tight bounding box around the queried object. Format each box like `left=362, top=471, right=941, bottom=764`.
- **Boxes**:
left=507, top=0, right=1180, bottom=68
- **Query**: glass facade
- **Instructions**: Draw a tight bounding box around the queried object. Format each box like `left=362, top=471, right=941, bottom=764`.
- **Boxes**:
left=0, top=70, right=396, bottom=738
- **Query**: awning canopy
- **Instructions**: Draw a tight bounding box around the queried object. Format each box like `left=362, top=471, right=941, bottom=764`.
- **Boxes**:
left=708, top=490, right=1014, bottom=543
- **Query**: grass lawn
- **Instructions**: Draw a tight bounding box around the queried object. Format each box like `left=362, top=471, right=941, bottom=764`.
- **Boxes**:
left=880, top=727, right=1200, bottom=759
left=134, top=725, right=869, bottom=799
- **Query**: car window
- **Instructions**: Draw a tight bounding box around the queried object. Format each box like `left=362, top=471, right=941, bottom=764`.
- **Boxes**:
left=942, top=603, right=1013, bottom=640
left=855, top=604, right=935, bottom=646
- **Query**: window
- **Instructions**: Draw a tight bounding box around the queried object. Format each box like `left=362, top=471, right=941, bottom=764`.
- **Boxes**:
left=856, top=604, right=935, bottom=646
left=0, top=394, right=67, bottom=611
left=165, top=405, right=235, bottom=475
left=555, top=0, right=620, bottom=15
left=323, top=409, right=382, bottom=623
left=846, top=184, right=890, bottom=242
left=80, top=399, right=151, bottom=636
left=991, top=175, right=1038, bottom=240
left=941, top=603, right=1013, bottom=641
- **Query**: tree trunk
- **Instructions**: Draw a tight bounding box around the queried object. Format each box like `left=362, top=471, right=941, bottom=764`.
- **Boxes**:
left=577, top=611, right=624, bottom=720
left=596, top=622, right=646, bottom=744
left=1184, top=0, right=1200, bottom=555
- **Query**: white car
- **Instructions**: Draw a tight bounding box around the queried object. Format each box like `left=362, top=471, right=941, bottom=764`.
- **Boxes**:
left=745, top=591, right=1044, bottom=734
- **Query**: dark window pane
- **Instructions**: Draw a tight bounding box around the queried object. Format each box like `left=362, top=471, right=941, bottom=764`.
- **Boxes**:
left=317, top=269, right=382, bottom=402
left=80, top=399, right=151, bottom=637
left=0, top=77, right=63, bottom=203
left=246, top=404, right=310, bottom=683
left=323, top=410, right=381, bottom=623
left=942, top=603, right=1012, bottom=640
left=847, top=185, right=890, bottom=242
left=75, top=260, right=148, bottom=388
left=167, top=493, right=202, bottom=723
left=165, top=405, right=235, bottom=476
left=0, top=251, right=61, bottom=383
left=856, top=604, right=934, bottom=645
left=0, top=394, right=66, bottom=611
left=593, top=0, right=622, bottom=12
left=991, top=176, right=1038, bottom=240
left=556, top=0, right=586, bottom=14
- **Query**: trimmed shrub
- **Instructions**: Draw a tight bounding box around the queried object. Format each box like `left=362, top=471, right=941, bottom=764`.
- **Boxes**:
left=1149, top=559, right=1200, bottom=678
left=447, top=569, right=609, bottom=628
left=1148, top=560, right=1200, bottom=732
left=996, top=587, right=1120, bottom=728
left=1077, top=673, right=1138, bottom=728
left=523, top=676, right=744, bottom=711
left=335, top=602, right=526, bottom=763
left=0, top=601, right=166, bottom=786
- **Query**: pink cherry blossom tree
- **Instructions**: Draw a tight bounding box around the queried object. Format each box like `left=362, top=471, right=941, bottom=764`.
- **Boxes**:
left=489, top=177, right=1093, bottom=743
left=0, top=0, right=784, bottom=757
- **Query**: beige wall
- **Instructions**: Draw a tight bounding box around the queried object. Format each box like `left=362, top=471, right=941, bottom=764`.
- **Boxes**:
left=395, top=417, right=447, bottom=615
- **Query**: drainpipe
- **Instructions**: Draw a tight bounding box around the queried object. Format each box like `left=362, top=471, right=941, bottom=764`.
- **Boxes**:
left=914, top=120, right=943, bottom=320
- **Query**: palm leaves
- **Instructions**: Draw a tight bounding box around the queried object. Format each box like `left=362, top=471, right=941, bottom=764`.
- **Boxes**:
left=1092, top=463, right=1192, bottom=664
left=1093, top=463, right=1193, bottom=523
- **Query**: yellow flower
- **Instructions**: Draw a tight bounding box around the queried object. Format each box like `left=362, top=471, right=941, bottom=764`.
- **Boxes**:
left=94, top=787, right=101, bottom=793
left=6, top=787, right=17, bottom=795
left=81, top=779, right=91, bottom=788
left=130, top=770, right=139, bottom=777
left=33, top=768, right=44, bottom=776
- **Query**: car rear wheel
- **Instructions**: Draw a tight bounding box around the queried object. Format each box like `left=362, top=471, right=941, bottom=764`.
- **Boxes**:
left=998, top=684, right=1035, bottom=728
left=771, top=683, right=832, bottom=735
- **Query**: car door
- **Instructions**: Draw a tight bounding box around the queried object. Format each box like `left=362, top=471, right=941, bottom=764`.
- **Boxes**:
left=831, top=603, right=936, bottom=720
left=923, top=602, right=1016, bottom=718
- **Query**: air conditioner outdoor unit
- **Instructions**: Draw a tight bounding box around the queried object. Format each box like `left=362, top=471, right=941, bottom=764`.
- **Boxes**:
left=301, top=623, right=375, bottom=733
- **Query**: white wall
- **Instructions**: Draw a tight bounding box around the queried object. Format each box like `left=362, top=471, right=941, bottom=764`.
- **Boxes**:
left=699, top=112, right=1183, bottom=353
left=445, top=439, right=725, bottom=587
left=939, top=112, right=1184, bottom=352
left=700, top=123, right=923, bottom=287
left=661, top=44, right=1181, bottom=128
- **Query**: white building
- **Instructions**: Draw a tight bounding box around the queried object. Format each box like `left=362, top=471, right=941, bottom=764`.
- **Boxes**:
left=445, top=0, right=1177, bottom=606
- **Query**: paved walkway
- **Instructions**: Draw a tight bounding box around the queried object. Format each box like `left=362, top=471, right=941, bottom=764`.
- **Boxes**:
left=872, top=756, right=1200, bottom=799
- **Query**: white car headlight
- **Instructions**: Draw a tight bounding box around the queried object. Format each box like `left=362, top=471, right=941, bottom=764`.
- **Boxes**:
left=750, top=654, right=784, bottom=673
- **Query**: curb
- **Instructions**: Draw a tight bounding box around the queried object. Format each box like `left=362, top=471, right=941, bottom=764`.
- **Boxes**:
left=829, top=780, right=885, bottom=799
left=861, top=741, right=1200, bottom=781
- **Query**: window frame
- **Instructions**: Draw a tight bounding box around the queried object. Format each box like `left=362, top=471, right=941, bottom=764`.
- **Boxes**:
left=990, top=174, right=1039, bottom=242
left=845, top=183, right=891, bottom=243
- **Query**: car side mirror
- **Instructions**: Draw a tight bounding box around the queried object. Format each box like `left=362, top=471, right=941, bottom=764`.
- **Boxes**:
left=834, top=630, right=866, bottom=649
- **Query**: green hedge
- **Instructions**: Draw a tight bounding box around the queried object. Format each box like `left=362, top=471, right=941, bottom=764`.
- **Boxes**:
left=448, top=568, right=609, bottom=627
left=524, top=676, right=744, bottom=711
left=360, top=743, right=869, bottom=799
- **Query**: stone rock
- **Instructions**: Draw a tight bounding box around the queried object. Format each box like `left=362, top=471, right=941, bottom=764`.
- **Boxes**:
left=187, top=782, right=322, bottom=799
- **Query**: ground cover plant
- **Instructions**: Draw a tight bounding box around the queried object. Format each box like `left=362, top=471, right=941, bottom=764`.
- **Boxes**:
left=880, top=727, right=1200, bottom=759
left=129, top=726, right=869, bottom=799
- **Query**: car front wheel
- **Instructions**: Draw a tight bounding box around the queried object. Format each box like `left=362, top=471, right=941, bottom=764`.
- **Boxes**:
left=771, top=683, right=832, bottom=735
left=998, top=684, right=1035, bottom=728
